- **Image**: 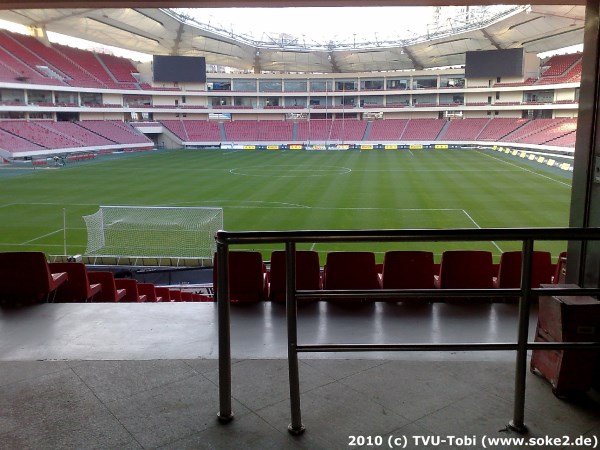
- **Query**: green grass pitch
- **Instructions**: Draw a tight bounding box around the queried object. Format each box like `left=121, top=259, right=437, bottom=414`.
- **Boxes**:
left=0, top=148, right=572, bottom=263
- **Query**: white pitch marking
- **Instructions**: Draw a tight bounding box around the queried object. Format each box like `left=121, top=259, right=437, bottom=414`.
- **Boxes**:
left=461, top=209, right=503, bottom=253
left=229, top=165, right=352, bottom=177
left=222, top=150, right=244, bottom=155
left=196, top=200, right=312, bottom=209
left=3, top=202, right=100, bottom=207
left=21, top=229, right=63, bottom=245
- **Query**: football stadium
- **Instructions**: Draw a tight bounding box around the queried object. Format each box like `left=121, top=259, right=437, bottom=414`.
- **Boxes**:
left=1, top=1, right=600, bottom=448
left=0, top=6, right=582, bottom=264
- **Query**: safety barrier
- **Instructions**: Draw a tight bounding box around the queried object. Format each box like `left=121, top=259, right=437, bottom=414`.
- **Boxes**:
left=215, top=227, right=600, bottom=435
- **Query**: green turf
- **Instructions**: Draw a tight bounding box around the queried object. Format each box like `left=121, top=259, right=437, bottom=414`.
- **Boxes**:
left=0, top=148, right=572, bottom=263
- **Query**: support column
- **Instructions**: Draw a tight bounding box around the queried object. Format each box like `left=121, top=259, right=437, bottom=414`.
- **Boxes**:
left=567, top=0, right=600, bottom=288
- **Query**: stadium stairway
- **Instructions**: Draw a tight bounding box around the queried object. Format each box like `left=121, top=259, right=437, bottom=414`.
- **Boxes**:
left=218, top=122, right=227, bottom=141
left=363, top=120, right=374, bottom=140
left=436, top=119, right=453, bottom=140
left=94, top=52, right=120, bottom=84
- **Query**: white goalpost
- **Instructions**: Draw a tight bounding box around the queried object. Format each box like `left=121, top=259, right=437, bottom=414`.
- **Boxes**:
left=82, top=206, right=223, bottom=260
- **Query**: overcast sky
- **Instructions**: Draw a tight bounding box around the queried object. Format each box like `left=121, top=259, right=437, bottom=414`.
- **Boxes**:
left=178, top=7, right=437, bottom=46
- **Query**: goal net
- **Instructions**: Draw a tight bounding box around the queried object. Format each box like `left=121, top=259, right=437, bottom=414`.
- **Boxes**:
left=83, top=206, right=223, bottom=260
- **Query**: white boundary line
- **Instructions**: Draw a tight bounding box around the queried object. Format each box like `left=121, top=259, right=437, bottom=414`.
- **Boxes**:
left=356, top=168, right=516, bottom=173
left=229, top=165, right=352, bottom=177
left=197, top=200, right=311, bottom=209
left=0, top=243, right=67, bottom=248
left=289, top=207, right=501, bottom=254
left=2, top=201, right=100, bottom=207
left=461, top=209, right=503, bottom=254
left=222, top=150, right=244, bottom=155
left=20, top=229, right=64, bottom=245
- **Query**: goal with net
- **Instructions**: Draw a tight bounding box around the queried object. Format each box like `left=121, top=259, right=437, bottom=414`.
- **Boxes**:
left=82, top=206, right=223, bottom=261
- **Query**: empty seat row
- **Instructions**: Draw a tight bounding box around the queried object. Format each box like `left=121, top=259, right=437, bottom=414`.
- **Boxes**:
left=68, top=268, right=211, bottom=303
left=47, top=264, right=150, bottom=303
left=0, top=250, right=563, bottom=306
left=0, top=252, right=214, bottom=305
left=215, top=249, right=564, bottom=305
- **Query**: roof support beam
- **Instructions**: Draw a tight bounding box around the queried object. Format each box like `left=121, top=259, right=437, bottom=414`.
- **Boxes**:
left=402, top=46, right=423, bottom=70
left=481, top=28, right=502, bottom=49
left=253, top=49, right=262, bottom=73
left=29, top=25, right=52, bottom=47
left=327, top=51, right=341, bottom=73
left=171, top=22, right=184, bottom=55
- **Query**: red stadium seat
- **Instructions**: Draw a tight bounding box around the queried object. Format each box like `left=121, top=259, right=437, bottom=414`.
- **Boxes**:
left=188, top=293, right=213, bottom=302
left=213, top=251, right=266, bottom=303
left=434, top=250, right=494, bottom=301
left=380, top=251, right=435, bottom=302
left=0, top=252, right=68, bottom=305
left=493, top=250, right=553, bottom=301
left=49, top=262, right=102, bottom=302
left=552, top=252, right=568, bottom=284
left=137, top=283, right=162, bottom=302
left=268, top=250, right=321, bottom=303
left=322, top=251, right=381, bottom=305
left=169, top=289, right=183, bottom=302
left=180, top=291, right=193, bottom=302
left=114, top=279, right=147, bottom=302
left=155, top=287, right=172, bottom=302
left=88, top=271, right=126, bottom=302
left=493, top=251, right=553, bottom=288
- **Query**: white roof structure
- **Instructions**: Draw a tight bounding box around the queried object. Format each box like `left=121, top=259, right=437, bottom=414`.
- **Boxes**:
left=0, top=5, right=584, bottom=73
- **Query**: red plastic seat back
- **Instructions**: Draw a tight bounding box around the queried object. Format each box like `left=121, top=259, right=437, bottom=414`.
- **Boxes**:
left=155, top=287, right=171, bottom=302
left=495, top=251, right=553, bottom=288
left=268, top=250, right=321, bottom=303
left=169, top=289, right=183, bottom=302
left=381, top=251, right=435, bottom=289
left=49, top=262, right=99, bottom=302
left=323, top=252, right=380, bottom=304
left=437, top=250, right=494, bottom=289
left=88, top=271, right=125, bottom=302
left=0, top=252, right=58, bottom=301
left=114, top=278, right=144, bottom=302
left=213, top=251, right=265, bottom=303
left=137, top=283, right=160, bottom=302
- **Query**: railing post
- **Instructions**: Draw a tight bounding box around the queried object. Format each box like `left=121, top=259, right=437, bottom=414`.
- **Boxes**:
left=509, top=239, right=533, bottom=433
left=217, top=242, right=234, bottom=423
left=212, top=228, right=600, bottom=434
left=286, top=241, right=305, bottom=435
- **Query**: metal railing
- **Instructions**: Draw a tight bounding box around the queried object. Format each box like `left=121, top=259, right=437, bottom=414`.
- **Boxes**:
left=215, top=227, right=600, bottom=435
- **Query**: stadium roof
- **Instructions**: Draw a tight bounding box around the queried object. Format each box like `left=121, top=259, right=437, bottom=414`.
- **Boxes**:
left=0, top=5, right=584, bottom=73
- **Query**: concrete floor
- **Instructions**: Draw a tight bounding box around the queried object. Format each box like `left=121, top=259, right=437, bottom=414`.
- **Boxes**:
left=1, top=301, right=599, bottom=449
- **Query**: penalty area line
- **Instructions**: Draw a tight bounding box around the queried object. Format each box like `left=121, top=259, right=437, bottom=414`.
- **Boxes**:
left=461, top=210, right=504, bottom=254
left=20, top=229, right=64, bottom=245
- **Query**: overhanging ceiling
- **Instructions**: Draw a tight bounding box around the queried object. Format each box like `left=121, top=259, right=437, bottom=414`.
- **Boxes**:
left=0, top=0, right=588, bottom=7
left=0, top=5, right=585, bottom=73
